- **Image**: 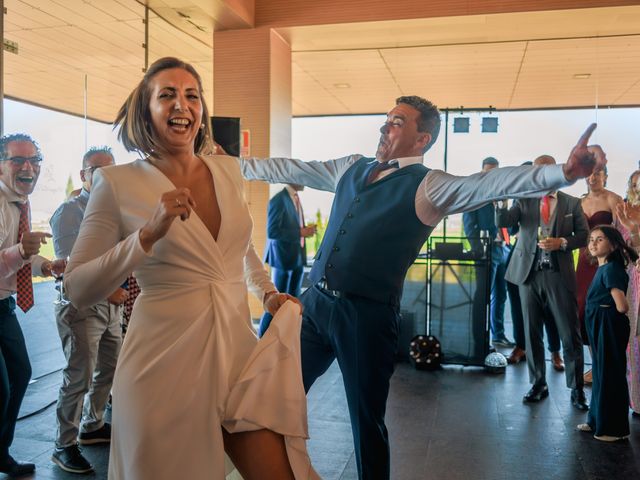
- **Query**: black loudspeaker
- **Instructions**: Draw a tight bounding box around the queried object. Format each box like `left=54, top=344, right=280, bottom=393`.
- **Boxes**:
left=211, top=116, right=240, bottom=156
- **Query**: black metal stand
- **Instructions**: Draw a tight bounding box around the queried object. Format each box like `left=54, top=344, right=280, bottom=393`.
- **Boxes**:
left=425, top=236, right=491, bottom=366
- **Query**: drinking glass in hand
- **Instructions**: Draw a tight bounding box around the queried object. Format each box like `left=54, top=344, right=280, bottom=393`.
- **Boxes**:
left=53, top=257, right=70, bottom=306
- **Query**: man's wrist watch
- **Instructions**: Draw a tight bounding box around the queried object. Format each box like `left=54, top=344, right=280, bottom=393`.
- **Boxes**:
left=560, top=238, right=568, bottom=251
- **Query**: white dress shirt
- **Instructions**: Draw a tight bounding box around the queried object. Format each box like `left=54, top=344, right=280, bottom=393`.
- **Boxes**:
left=239, top=154, right=572, bottom=226
left=0, top=179, right=47, bottom=300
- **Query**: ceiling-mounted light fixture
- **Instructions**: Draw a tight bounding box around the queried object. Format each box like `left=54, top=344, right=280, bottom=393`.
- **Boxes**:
left=482, top=117, right=499, bottom=133
left=573, top=73, right=591, bottom=80
left=333, top=83, right=351, bottom=89
left=453, top=117, right=470, bottom=133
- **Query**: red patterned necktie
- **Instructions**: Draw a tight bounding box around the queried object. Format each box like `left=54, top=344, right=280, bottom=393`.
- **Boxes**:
left=541, top=195, right=551, bottom=224
left=15, top=201, right=34, bottom=312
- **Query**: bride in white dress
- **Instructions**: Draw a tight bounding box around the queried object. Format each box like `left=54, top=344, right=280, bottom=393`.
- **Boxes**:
left=64, top=57, right=319, bottom=480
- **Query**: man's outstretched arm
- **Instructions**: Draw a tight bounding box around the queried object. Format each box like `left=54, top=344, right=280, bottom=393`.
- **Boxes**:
left=416, top=124, right=606, bottom=226
left=238, top=154, right=361, bottom=192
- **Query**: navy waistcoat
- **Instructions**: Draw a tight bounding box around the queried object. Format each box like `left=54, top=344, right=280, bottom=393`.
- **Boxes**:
left=309, top=157, right=433, bottom=305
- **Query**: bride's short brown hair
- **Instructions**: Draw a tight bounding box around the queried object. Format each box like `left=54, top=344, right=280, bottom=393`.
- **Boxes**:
left=114, top=57, right=213, bottom=158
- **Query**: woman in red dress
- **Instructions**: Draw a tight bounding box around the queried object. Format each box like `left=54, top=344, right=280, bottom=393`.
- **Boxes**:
left=576, top=166, right=621, bottom=384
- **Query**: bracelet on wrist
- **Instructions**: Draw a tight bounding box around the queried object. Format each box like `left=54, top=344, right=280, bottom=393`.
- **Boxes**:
left=263, top=290, right=278, bottom=303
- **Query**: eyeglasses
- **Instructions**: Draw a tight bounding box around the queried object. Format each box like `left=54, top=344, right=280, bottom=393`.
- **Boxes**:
left=3, top=156, right=43, bottom=167
left=83, top=165, right=102, bottom=175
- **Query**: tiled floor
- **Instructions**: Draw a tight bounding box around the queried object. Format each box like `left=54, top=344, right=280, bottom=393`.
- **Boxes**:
left=4, top=282, right=640, bottom=479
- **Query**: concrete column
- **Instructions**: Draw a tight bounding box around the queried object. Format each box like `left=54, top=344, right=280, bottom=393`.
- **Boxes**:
left=213, top=26, right=292, bottom=316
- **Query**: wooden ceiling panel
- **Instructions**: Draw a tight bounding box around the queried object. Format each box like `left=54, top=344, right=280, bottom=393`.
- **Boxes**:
left=614, top=79, right=640, bottom=104
left=5, top=1, right=70, bottom=28
left=512, top=36, right=640, bottom=107
left=4, top=3, right=640, bottom=120
left=36, top=0, right=118, bottom=25
left=3, top=12, right=57, bottom=31
left=3, top=0, right=211, bottom=122
left=101, top=0, right=146, bottom=20
left=292, top=64, right=353, bottom=114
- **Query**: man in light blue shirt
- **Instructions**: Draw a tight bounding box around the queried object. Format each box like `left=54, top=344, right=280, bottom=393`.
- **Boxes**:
left=238, top=95, right=606, bottom=480
left=50, top=147, right=126, bottom=475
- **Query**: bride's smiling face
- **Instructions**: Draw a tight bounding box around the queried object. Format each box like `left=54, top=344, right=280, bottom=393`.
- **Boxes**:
left=147, top=68, right=203, bottom=153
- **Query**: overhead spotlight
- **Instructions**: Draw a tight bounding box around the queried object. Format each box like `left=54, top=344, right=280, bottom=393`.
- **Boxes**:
left=573, top=73, right=591, bottom=80
left=482, top=117, right=498, bottom=133
left=453, top=117, right=470, bottom=133
left=333, top=83, right=351, bottom=89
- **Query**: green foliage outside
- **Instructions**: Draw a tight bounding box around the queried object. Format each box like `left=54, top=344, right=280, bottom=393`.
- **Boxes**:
left=305, top=209, right=327, bottom=258
left=65, top=175, right=75, bottom=198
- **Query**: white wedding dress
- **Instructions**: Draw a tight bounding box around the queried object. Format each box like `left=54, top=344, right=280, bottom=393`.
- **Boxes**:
left=64, top=155, right=319, bottom=480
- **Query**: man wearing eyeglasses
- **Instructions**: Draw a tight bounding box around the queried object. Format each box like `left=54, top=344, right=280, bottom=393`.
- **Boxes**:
left=49, top=147, right=124, bottom=475
left=0, top=134, right=65, bottom=478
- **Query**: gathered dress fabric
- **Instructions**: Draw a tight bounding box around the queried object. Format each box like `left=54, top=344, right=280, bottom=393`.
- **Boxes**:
left=585, top=261, right=630, bottom=437
left=576, top=210, right=613, bottom=345
left=64, top=156, right=318, bottom=480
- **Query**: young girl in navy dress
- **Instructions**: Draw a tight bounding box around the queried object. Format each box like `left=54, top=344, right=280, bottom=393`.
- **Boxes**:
left=577, top=225, right=637, bottom=441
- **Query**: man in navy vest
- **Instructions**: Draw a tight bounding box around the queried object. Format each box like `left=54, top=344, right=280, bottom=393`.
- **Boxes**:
left=259, top=184, right=316, bottom=336
left=239, top=96, right=606, bottom=480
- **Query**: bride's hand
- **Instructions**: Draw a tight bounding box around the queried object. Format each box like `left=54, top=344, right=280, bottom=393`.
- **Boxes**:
left=139, top=188, right=196, bottom=252
left=264, top=291, right=303, bottom=316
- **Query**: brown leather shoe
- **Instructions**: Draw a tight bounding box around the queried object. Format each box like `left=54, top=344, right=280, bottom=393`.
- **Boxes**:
left=507, top=347, right=526, bottom=364
left=552, top=351, right=565, bottom=372
left=584, top=369, right=593, bottom=385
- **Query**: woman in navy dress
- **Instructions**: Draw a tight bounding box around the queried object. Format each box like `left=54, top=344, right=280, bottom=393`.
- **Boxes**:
left=578, top=225, right=637, bottom=441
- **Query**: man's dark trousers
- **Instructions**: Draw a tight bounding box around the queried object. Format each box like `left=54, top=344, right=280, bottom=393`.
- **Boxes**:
left=0, top=297, right=32, bottom=460
left=300, top=285, right=398, bottom=480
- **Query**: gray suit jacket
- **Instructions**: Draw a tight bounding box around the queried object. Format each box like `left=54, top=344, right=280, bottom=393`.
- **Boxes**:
left=496, top=192, right=588, bottom=292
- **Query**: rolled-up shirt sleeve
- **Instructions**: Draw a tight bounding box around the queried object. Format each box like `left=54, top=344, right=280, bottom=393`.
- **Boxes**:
left=0, top=244, right=26, bottom=279
left=416, top=164, right=570, bottom=226
left=238, top=154, right=361, bottom=192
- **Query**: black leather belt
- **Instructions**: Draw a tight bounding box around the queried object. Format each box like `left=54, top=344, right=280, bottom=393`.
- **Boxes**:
left=316, top=279, right=399, bottom=307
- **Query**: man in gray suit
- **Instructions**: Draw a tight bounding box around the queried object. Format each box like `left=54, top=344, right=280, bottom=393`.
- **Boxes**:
left=496, top=154, right=589, bottom=410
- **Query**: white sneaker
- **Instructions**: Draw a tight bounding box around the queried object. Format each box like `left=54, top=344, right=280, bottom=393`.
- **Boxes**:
left=594, top=434, right=629, bottom=442
left=576, top=423, right=592, bottom=432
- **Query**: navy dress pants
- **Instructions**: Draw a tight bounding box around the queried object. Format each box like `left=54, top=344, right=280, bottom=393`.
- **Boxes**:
left=300, top=285, right=399, bottom=480
left=258, top=266, right=304, bottom=337
left=0, top=297, right=32, bottom=460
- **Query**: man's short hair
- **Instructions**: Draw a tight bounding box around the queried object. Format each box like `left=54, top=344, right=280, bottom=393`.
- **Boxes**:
left=482, top=157, right=499, bottom=167
left=83, top=146, right=114, bottom=168
left=396, top=96, right=441, bottom=153
left=0, top=133, right=41, bottom=161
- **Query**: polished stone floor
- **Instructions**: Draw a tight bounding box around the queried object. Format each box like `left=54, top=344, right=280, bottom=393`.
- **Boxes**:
left=3, top=282, right=640, bottom=479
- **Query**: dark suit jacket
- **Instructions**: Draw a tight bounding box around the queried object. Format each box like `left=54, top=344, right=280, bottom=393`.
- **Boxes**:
left=496, top=192, right=588, bottom=292
left=463, top=203, right=498, bottom=254
left=263, top=188, right=306, bottom=270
